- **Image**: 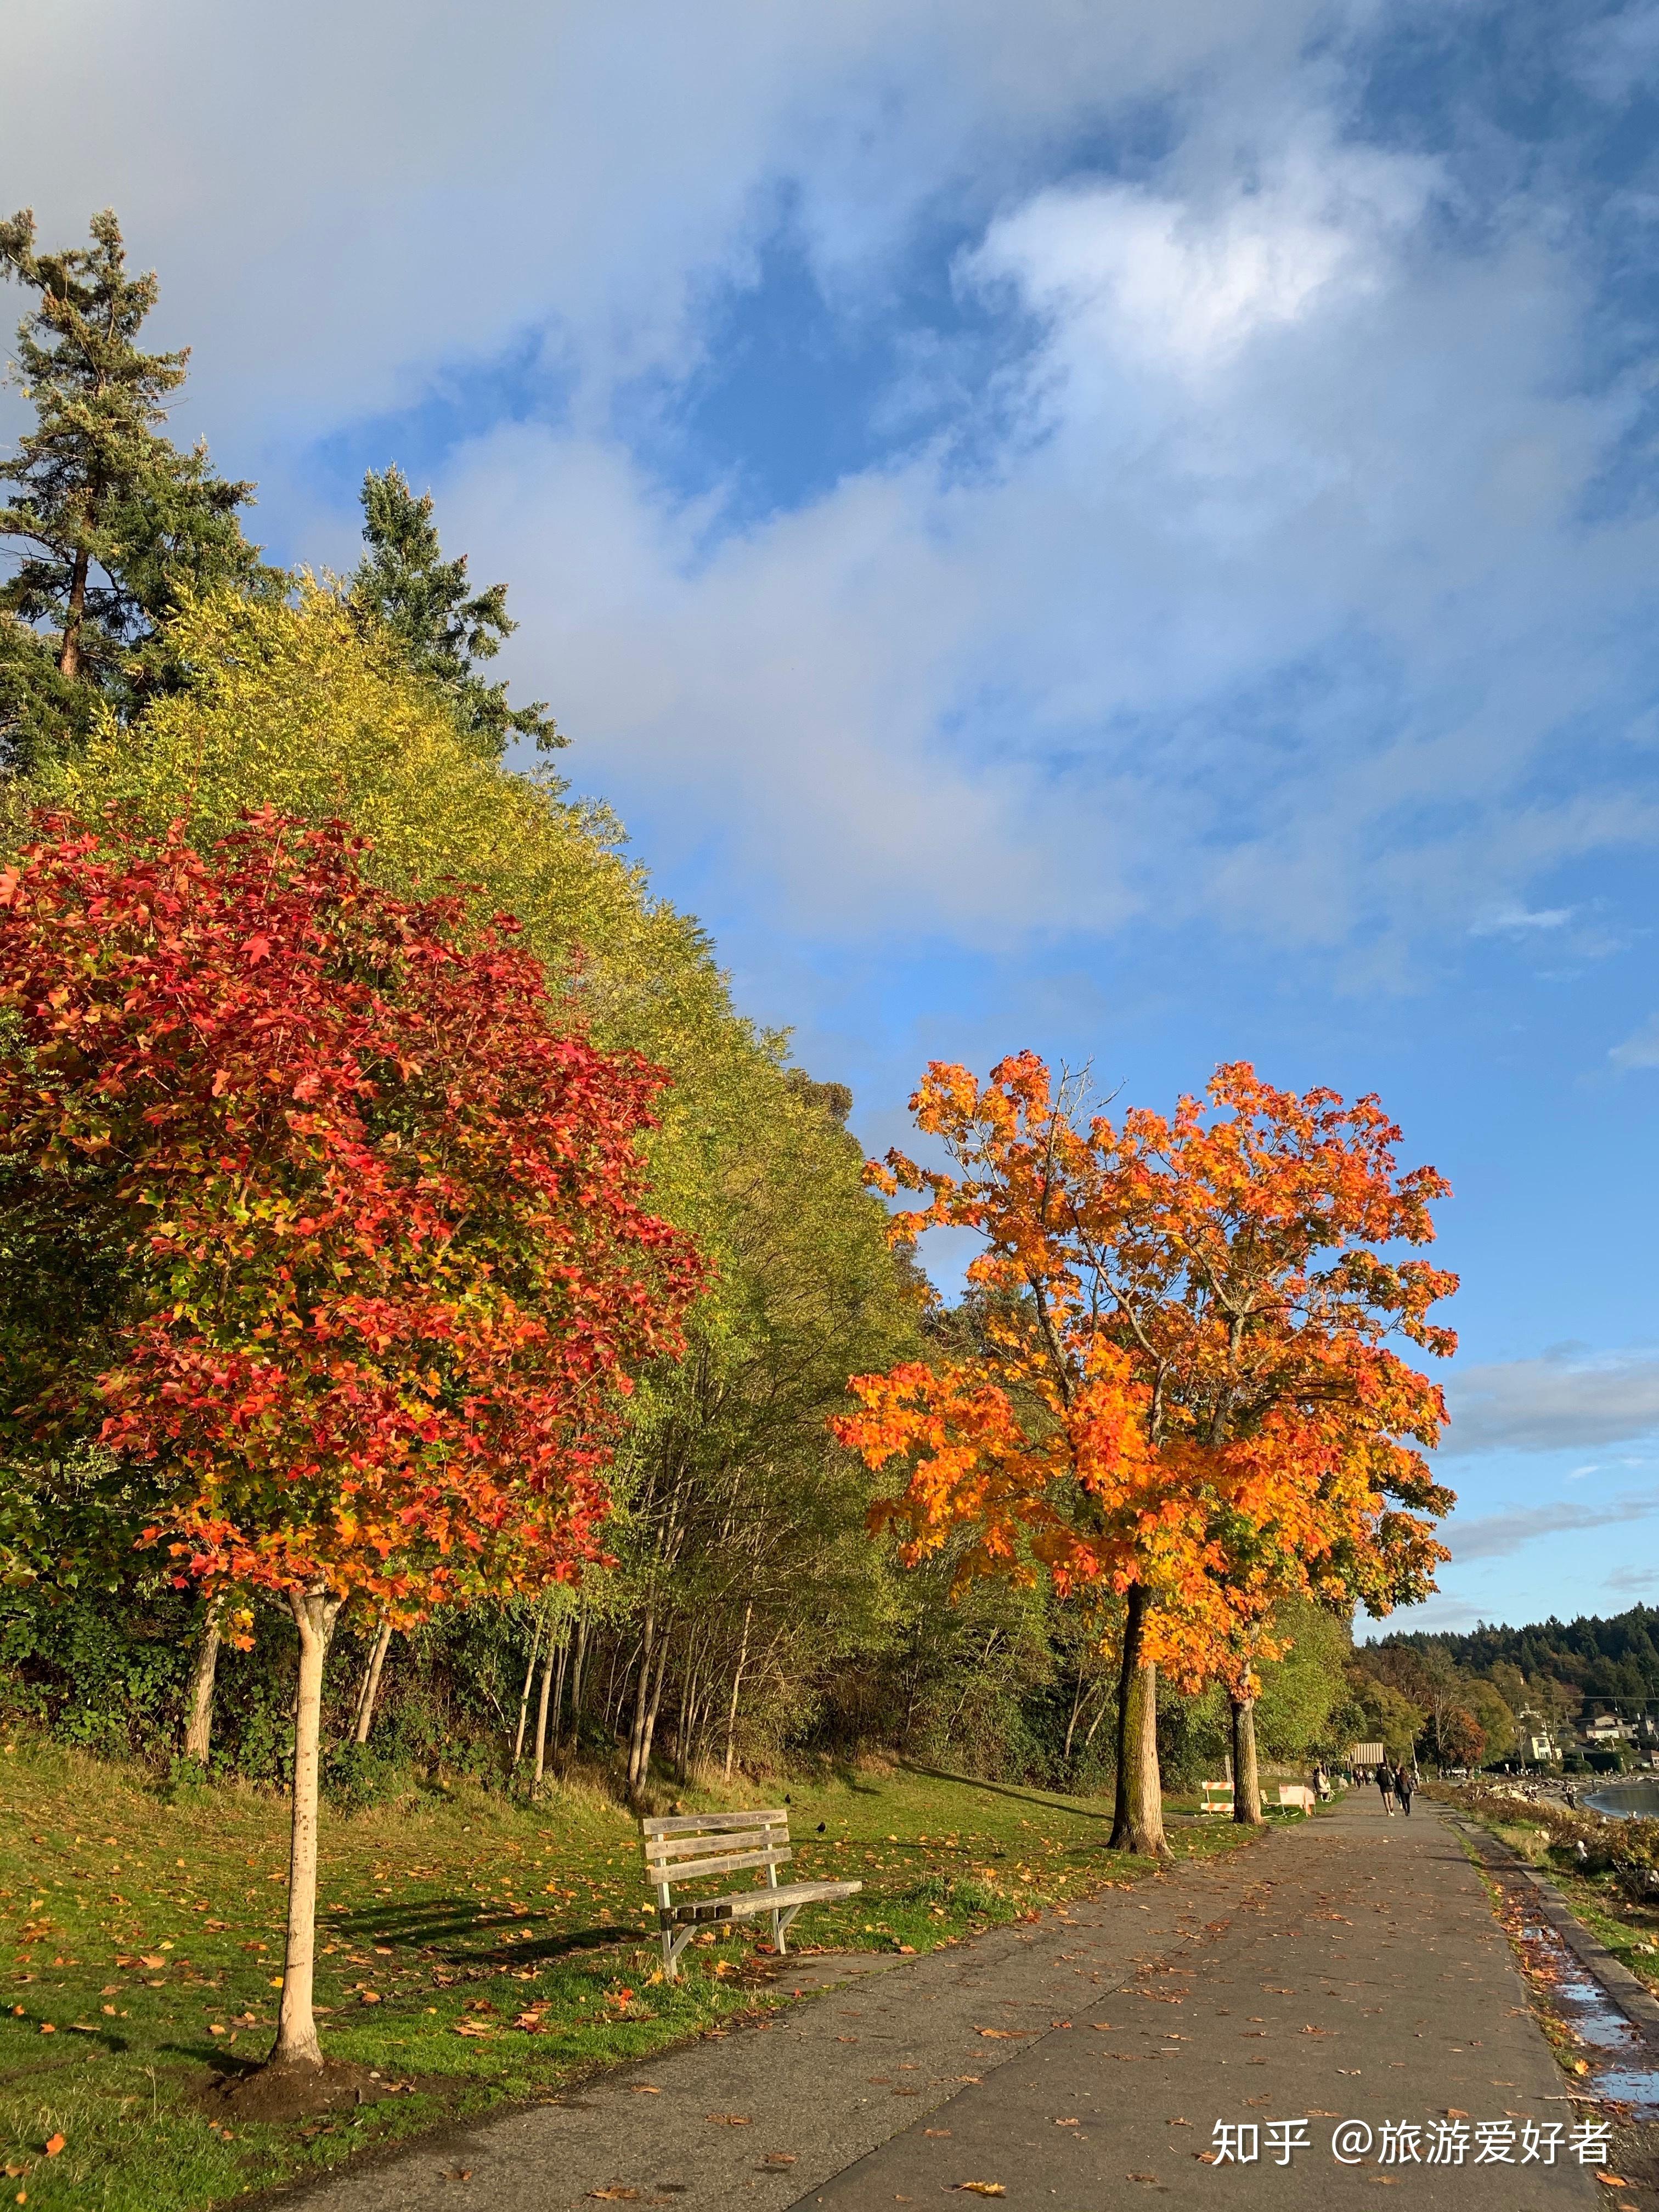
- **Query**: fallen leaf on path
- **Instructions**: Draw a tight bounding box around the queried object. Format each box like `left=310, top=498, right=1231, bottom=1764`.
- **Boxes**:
left=1127, top=2174, right=1159, bottom=2183
left=629, top=2086, right=661, bottom=2095
left=952, top=2185, right=1006, bottom=2198
left=1445, top=2109, right=1468, bottom=2120
left=590, top=2191, right=641, bottom=2202
left=442, top=2172, right=473, bottom=2183
left=706, top=2115, right=751, bottom=2126
left=975, top=2028, right=1028, bottom=2039
left=758, top=2154, right=797, bottom=2169
left=1594, top=2178, right=1629, bottom=2191
left=925, top=2130, right=951, bottom=2138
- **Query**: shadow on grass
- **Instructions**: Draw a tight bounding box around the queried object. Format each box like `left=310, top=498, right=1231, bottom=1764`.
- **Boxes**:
left=326, top=1898, right=641, bottom=1966
left=896, top=1762, right=1118, bottom=1825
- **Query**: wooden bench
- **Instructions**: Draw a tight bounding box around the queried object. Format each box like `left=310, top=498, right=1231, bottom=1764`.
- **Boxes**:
left=642, top=1808, right=863, bottom=1980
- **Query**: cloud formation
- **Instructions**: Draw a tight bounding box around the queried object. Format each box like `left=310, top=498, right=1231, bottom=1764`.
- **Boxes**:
left=1449, top=1490, right=1659, bottom=1562
left=7, top=1, right=1656, bottom=968
left=1443, top=1349, right=1659, bottom=1457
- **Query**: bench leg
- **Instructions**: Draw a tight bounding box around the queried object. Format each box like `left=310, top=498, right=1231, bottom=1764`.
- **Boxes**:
left=661, top=1921, right=697, bottom=1982
left=774, top=1904, right=803, bottom=1956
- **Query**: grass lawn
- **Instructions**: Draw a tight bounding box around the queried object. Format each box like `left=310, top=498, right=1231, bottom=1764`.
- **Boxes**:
left=0, top=1740, right=1262, bottom=2211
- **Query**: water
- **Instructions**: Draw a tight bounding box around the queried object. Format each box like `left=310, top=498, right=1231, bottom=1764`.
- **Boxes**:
left=1584, top=1779, right=1659, bottom=1820
left=1518, top=1920, right=1659, bottom=2118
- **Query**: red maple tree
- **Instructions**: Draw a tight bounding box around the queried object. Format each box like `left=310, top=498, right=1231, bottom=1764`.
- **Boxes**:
left=0, top=809, right=702, bottom=2071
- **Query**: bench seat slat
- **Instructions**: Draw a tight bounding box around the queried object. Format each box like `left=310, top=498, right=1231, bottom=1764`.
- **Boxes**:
left=647, top=1826, right=778, bottom=1863
left=646, top=1844, right=792, bottom=1885
left=642, top=1810, right=788, bottom=1836
left=664, top=1877, right=862, bottom=1923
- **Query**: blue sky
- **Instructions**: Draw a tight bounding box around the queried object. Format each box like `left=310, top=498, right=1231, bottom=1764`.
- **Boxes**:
left=6, top=0, right=1659, bottom=1636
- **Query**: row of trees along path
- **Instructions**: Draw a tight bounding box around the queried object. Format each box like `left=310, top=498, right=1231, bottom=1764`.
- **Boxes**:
left=0, top=812, right=701, bottom=2080
left=834, top=1053, right=1458, bottom=1850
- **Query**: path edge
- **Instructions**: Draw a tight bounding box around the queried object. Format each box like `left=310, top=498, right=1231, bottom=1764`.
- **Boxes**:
left=1447, top=1813, right=1659, bottom=2050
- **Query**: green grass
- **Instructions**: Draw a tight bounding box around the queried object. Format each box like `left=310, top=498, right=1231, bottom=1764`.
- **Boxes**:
left=0, top=1740, right=1260, bottom=2210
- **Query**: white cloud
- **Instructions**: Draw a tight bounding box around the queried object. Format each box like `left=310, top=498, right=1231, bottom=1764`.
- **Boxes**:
left=5, top=1, right=1657, bottom=967
left=1442, top=1348, right=1659, bottom=1457
left=1448, top=1491, right=1659, bottom=1562
left=1470, top=904, right=1576, bottom=936
left=1611, top=1015, right=1659, bottom=1070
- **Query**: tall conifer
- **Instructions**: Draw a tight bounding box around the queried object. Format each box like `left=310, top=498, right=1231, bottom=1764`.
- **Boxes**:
left=0, top=207, right=265, bottom=769
left=350, top=465, right=562, bottom=755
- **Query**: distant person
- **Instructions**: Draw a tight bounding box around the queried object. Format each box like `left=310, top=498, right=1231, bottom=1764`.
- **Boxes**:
left=1396, top=1764, right=1414, bottom=1816
left=1378, top=1764, right=1396, bottom=1816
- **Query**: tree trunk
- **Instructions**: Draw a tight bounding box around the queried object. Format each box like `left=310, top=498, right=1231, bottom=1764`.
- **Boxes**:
left=637, top=1630, right=669, bottom=1784
left=724, top=1601, right=753, bottom=1780
left=531, top=1630, right=560, bottom=1796
left=568, top=1613, right=589, bottom=1742
left=270, top=1588, right=342, bottom=2070
left=511, top=1612, right=544, bottom=1772
left=58, top=545, right=89, bottom=679
left=183, top=1589, right=226, bottom=1764
left=1109, top=1585, right=1167, bottom=1857
left=625, top=1611, right=657, bottom=1792
left=1062, top=1664, right=1088, bottom=1767
left=353, top=1618, right=393, bottom=1746
left=550, top=1625, right=571, bottom=1750
left=1230, top=1695, right=1263, bottom=1825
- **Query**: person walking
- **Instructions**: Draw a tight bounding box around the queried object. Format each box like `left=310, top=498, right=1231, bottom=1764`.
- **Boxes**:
left=1378, top=1762, right=1396, bottom=1815
left=1395, top=1763, right=1414, bottom=1816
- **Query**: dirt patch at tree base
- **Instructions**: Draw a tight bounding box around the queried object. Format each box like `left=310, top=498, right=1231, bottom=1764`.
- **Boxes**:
left=197, top=2056, right=417, bottom=2125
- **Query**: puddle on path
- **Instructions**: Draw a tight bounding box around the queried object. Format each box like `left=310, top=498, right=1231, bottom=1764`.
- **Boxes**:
left=1513, top=1914, right=1659, bottom=2119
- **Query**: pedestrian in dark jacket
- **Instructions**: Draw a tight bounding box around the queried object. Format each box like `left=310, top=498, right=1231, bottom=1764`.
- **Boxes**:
left=1378, top=1763, right=1396, bottom=1815
left=1396, top=1764, right=1414, bottom=1815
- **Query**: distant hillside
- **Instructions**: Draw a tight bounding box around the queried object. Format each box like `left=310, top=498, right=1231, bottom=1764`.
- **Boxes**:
left=1379, top=1604, right=1659, bottom=1708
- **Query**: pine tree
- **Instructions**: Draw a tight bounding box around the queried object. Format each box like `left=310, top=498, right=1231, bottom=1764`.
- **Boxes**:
left=0, top=207, right=266, bottom=770
left=349, top=465, right=562, bottom=755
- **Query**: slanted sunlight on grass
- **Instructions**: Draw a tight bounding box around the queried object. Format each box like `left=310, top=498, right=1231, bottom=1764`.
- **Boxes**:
left=0, top=1740, right=1257, bottom=2211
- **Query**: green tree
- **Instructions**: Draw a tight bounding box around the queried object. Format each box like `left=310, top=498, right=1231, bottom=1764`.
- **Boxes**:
left=0, top=208, right=266, bottom=769
left=349, top=465, right=560, bottom=756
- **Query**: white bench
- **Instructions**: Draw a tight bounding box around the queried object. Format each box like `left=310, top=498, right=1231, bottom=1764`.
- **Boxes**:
left=1276, top=1784, right=1316, bottom=1814
left=642, top=1808, right=863, bottom=1980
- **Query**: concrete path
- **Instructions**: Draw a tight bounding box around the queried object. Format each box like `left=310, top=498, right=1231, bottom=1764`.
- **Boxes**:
left=294, top=1796, right=1602, bottom=2211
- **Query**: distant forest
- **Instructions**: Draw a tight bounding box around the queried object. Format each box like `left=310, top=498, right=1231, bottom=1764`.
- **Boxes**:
left=1379, top=1604, right=1659, bottom=1709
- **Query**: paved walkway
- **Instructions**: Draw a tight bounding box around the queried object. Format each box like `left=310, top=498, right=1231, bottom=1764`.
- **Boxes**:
left=297, top=1795, right=1601, bottom=2211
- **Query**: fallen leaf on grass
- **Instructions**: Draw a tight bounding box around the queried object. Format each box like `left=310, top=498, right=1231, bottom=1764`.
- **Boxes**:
left=139, top=1956, right=165, bottom=1970
left=42, top=2141, right=63, bottom=2161
left=453, top=2021, right=495, bottom=2038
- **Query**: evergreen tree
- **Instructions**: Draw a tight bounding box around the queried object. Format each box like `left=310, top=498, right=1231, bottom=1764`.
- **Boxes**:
left=349, top=465, right=562, bottom=756
left=0, top=207, right=267, bottom=770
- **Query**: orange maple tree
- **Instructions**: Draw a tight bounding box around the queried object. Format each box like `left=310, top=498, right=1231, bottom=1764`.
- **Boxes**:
left=831, top=1054, right=1457, bottom=1852
left=0, top=810, right=702, bottom=2072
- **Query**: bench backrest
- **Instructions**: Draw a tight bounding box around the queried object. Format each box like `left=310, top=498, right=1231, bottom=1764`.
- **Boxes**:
left=641, top=1809, right=792, bottom=1899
